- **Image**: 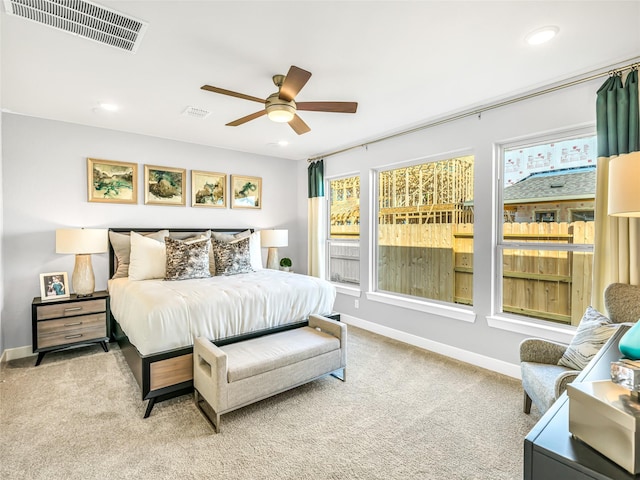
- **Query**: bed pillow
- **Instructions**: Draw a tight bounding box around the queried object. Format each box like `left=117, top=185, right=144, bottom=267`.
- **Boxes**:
left=211, top=230, right=251, bottom=243
left=557, top=306, right=617, bottom=370
left=210, top=230, right=262, bottom=272
left=129, top=231, right=167, bottom=281
left=211, top=236, right=253, bottom=276
left=165, top=236, right=211, bottom=281
left=169, top=230, right=212, bottom=242
left=109, top=229, right=169, bottom=279
left=248, top=231, right=263, bottom=270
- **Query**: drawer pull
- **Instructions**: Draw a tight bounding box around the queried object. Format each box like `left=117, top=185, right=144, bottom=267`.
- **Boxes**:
left=64, top=321, right=83, bottom=327
left=64, top=334, right=83, bottom=339
left=64, top=307, right=83, bottom=313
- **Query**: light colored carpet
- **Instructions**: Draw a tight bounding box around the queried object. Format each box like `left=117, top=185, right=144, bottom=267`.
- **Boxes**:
left=1, top=326, right=539, bottom=479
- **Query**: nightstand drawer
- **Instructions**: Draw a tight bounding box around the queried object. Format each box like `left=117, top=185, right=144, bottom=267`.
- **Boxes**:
left=37, top=313, right=107, bottom=349
left=36, top=299, right=106, bottom=320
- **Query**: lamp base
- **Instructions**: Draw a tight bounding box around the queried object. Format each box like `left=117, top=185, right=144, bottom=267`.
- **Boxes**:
left=266, top=247, right=279, bottom=270
left=72, top=254, right=96, bottom=296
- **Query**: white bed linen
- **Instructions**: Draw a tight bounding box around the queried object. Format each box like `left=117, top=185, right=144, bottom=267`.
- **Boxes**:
left=108, top=269, right=336, bottom=356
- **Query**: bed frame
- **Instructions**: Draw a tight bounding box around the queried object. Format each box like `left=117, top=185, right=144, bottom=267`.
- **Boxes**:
left=108, top=228, right=311, bottom=418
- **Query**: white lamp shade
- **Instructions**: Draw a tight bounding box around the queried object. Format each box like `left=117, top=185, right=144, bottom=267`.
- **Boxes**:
left=260, top=229, right=288, bottom=248
left=56, top=228, right=109, bottom=254
left=608, top=152, right=640, bottom=217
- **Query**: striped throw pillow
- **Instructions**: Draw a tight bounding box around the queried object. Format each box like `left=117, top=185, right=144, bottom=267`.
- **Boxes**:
left=558, top=306, right=617, bottom=370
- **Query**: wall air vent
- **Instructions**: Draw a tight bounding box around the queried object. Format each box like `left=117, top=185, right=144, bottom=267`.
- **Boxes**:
left=3, top=0, right=148, bottom=53
left=182, top=106, right=211, bottom=119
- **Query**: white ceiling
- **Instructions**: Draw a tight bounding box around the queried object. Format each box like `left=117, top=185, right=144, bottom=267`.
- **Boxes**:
left=2, top=1, right=639, bottom=161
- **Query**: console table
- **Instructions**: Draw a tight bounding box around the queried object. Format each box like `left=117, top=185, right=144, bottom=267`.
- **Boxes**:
left=524, top=324, right=640, bottom=480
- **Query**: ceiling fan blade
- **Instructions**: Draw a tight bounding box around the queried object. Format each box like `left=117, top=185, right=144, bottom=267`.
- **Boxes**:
left=226, top=110, right=267, bottom=126
left=297, top=101, right=358, bottom=113
left=279, top=66, right=312, bottom=102
left=201, top=85, right=265, bottom=104
left=289, top=114, right=311, bottom=135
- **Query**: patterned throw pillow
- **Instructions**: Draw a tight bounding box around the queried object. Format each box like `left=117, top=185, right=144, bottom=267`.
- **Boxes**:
left=557, top=306, right=618, bottom=370
left=211, top=236, right=253, bottom=276
left=165, top=236, right=211, bottom=281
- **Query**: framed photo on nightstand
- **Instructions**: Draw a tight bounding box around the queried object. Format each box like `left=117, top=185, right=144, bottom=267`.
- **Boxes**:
left=39, top=272, right=70, bottom=301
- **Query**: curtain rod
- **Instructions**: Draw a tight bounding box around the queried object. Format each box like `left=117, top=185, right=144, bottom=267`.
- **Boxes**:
left=307, top=58, right=640, bottom=163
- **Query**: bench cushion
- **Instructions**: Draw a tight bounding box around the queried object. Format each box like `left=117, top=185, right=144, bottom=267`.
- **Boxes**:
left=221, top=327, right=340, bottom=382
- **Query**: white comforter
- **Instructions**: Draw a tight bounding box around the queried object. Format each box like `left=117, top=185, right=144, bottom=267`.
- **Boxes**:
left=108, top=269, right=336, bottom=356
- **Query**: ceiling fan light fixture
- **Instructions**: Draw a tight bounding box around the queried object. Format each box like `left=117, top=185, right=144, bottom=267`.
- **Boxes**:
left=267, top=104, right=295, bottom=123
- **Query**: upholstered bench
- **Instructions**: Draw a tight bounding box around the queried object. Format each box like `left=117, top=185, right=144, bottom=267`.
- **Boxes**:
left=193, top=314, right=347, bottom=432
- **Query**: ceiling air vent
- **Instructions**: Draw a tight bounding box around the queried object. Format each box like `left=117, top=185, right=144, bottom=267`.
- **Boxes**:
left=182, top=106, right=211, bottom=120
left=3, top=0, right=148, bottom=53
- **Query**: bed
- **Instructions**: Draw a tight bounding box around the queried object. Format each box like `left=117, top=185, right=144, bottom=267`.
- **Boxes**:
left=107, top=228, right=336, bottom=417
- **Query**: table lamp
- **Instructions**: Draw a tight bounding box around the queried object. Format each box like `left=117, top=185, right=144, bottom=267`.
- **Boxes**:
left=56, top=228, right=108, bottom=297
left=608, top=151, right=640, bottom=376
left=260, top=229, right=288, bottom=270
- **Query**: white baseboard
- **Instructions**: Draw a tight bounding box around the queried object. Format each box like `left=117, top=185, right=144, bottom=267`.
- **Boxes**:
left=1, top=345, right=35, bottom=363
left=340, top=314, right=521, bottom=379
left=3, top=318, right=522, bottom=379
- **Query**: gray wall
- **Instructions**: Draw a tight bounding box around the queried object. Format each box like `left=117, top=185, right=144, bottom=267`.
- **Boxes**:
left=314, top=77, right=600, bottom=367
left=0, top=75, right=602, bottom=369
left=1, top=114, right=301, bottom=353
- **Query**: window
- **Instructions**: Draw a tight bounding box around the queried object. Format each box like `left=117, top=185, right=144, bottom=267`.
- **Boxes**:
left=535, top=211, right=557, bottom=222
left=375, top=155, right=474, bottom=305
left=498, top=130, right=596, bottom=326
left=328, top=176, right=360, bottom=286
left=570, top=209, right=594, bottom=222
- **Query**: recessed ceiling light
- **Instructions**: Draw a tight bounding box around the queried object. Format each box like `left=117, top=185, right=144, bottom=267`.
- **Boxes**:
left=99, top=103, right=119, bottom=111
left=525, top=26, right=559, bottom=45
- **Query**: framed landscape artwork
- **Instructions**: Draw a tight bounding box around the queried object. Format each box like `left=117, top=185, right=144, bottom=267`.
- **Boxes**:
left=144, top=165, right=186, bottom=206
left=39, top=272, right=70, bottom=301
left=231, top=175, right=262, bottom=209
left=191, top=170, right=227, bottom=208
left=87, top=158, right=137, bottom=204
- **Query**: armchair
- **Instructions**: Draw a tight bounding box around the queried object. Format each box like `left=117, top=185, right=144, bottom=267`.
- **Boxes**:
left=520, top=283, right=640, bottom=415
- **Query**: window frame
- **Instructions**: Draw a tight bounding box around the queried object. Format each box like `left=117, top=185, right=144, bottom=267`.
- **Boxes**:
left=326, top=173, right=361, bottom=292
left=368, top=151, right=476, bottom=323
left=491, top=125, right=596, bottom=337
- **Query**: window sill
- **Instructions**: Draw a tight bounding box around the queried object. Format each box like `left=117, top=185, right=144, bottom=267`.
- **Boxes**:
left=365, top=292, right=476, bottom=323
left=334, top=284, right=362, bottom=297
left=487, top=314, right=576, bottom=344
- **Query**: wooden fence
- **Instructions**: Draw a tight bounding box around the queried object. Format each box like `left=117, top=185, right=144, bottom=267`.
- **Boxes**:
left=378, top=222, right=594, bottom=326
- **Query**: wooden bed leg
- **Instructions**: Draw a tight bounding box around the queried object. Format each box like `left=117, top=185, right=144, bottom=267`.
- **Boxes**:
left=144, top=398, right=156, bottom=418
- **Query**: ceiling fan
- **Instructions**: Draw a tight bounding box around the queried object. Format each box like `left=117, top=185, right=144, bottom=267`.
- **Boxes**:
left=201, top=65, right=358, bottom=135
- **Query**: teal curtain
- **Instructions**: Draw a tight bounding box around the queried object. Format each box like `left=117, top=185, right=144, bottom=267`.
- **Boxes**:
left=307, top=160, right=326, bottom=278
left=592, top=68, right=640, bottom=311
left=596, top=69, right=639, bottom=157
left=308, top=159, right=324, bottom=198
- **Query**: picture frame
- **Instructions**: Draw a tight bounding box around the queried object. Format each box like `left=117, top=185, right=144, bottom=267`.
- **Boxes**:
left=87, top=158, right=137, bottom=204
left=39, top=272, right=70, bottom=301
left=144, top=165, right=186, bottom=206
left=191, top=170, right=227, bottom=208
left=231, top=175, right=262, bottom=209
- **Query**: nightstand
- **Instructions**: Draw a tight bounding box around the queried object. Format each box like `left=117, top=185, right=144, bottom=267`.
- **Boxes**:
left=31, top=291, right=111, bottom=366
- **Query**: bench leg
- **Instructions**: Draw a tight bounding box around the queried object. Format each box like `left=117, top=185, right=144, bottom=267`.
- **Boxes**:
left=331, top=367, right=347, bottom=382
left=194, top=388, right=221, bottom=433
left=523, top=391, right=532, bottom=414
